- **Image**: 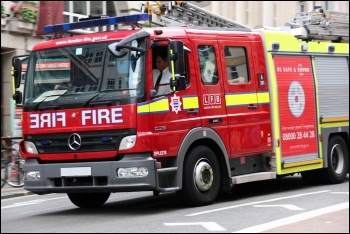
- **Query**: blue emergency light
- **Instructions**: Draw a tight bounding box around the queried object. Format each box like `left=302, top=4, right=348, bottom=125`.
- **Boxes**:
left=44, top=13, right=149, bottom=33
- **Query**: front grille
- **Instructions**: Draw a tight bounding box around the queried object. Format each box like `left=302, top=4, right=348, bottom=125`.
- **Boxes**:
left=25, top=129, right=136, bottom=154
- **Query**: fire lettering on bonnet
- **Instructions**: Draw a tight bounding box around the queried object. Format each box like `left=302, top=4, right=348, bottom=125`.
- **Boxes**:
left=30, top=112, right=66, bottom=128
left=29, top=108, right=123, bottom=128
left=82, top=108, right=123, bottom=125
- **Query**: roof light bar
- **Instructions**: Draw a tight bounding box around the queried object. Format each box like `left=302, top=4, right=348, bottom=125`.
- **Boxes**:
left=44, top=13, right=149, bottom=33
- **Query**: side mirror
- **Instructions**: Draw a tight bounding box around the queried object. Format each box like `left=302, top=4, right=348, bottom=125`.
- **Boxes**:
left=108, top=42, right=128, bottom=58
left=170, top=75, right=186, bottom=91
left=13, top=91, right=22, bottom=105
left=108, top=31, right=149, bottom=58
left=12, top=57, right=22, bottom=88
left=149, top=89, right=157, bottom=99
left=167, top=41, right=185, bottom=74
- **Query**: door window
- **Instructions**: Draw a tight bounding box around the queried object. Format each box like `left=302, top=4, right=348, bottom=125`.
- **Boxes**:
left=198, top=45, right=218, bottom=85
left=224, top=47, right=249, bottom=84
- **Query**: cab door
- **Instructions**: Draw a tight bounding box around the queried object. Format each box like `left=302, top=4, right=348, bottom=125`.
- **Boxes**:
left=218, top=37, right=265, bottom=157
left=147, top=39, right=201, bottom=158
left=191, top=39, right=229, bottom=147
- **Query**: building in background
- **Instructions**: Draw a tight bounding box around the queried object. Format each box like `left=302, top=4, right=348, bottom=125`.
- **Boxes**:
left=1, top=1, right=349, bottom=136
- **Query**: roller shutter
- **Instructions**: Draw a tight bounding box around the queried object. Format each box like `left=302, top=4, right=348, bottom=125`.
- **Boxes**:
left=314, top=56, right=349, bottom=119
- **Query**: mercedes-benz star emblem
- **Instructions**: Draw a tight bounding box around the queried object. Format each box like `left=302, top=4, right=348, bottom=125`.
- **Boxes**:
left=68, top=133, right=82, bottom=151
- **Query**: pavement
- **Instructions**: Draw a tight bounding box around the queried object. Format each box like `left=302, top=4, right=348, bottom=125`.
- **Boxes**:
left=1, top=184, right=34, bottom=199
left=1, top=185, right=349, bottom=233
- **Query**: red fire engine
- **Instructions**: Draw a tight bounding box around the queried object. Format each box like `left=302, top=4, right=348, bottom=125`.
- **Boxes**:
left=11, top=1, right=349, bottom=208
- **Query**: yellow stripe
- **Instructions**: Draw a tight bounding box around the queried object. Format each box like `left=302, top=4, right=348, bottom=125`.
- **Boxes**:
left=257, top=92, right=270, bottom=103
left=321, top=117, right=349, bottom=123
left=137, top=98, right=170, bottom=114
left=150, top=98, right=169, bottom=112
left=137, top=103, right=149, bottom=114
left=183, top=96, right=199, bottom=109
left=226, top=93, right=257, bottom=106
left=11, top=66, right=16, bottom=106
left=266, top=51, right=283, bottom=173
left=283, top=159, right=323, bottom=169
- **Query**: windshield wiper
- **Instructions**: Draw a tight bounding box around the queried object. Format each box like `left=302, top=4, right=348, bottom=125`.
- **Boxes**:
left=32, top=94, right=61, bottom=111
left=83, top=93, right=101, bottom=107
left=83, top=89, right=137, bottom=107
left=32, top=93, right=81, bottom=111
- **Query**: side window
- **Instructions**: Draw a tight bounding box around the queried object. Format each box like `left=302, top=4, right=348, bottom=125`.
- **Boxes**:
left=224, top=47, right=249, bottom=84
left=198, top=45, right=218, bottom=85
left=151, top=45, right=191, bottom=93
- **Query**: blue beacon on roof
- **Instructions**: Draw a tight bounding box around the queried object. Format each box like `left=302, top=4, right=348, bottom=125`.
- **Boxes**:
left=43, top=13, right=149, bottom=33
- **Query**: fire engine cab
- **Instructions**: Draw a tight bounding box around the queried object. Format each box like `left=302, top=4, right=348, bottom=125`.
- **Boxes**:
left=11, top=1, right=349, bottom=208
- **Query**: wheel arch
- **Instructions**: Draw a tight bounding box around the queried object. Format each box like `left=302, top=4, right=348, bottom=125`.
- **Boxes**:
left=176, top=127, right=230, bottom=190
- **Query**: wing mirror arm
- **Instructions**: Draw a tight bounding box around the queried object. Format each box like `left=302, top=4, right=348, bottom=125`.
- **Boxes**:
left=170, top=75, right=186, bottom=91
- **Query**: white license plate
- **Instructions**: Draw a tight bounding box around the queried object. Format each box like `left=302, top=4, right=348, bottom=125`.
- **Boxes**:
left=61, top=167, right=91, bottom=176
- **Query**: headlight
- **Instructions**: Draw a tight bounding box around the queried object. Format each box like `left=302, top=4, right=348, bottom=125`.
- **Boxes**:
left=119, top=135, right=136, bottom=150
left=25, top=171, right=41, bottom=181
left=24, top=141, right=38, bottom=154
left=117, top=167, right=148, bottom=178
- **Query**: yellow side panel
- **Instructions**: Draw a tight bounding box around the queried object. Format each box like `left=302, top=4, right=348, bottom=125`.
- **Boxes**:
left=260, top=30, right=349, bottom=175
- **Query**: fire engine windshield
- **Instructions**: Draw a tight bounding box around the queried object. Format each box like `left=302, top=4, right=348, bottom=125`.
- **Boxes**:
left=23, top=39, right=146, bottom=109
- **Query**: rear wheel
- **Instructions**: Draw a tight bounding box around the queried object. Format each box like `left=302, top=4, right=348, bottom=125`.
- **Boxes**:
left=177, top=145, right=220, bottom=207
left=321, top=135, right=348, bottom=184
left=302, top=135, right=349, bottom=184
left=67, top=192, right=110, bottom=208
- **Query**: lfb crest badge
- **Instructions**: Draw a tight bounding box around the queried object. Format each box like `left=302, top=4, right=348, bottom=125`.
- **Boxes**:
left=170, top=94, right=182, bottom=114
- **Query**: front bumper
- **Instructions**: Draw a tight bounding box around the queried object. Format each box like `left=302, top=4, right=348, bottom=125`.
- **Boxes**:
left=23, top=154, right=157, bottom=194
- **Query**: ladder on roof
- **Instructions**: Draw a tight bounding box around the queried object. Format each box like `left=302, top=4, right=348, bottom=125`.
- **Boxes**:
left=140, top=1, right=251, bottom=30
left=286, top=9, right=349, bottom=42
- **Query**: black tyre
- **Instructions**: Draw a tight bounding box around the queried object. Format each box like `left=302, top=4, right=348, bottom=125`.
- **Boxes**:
left=321, top=135, right=349, bottom=184
left=177, top=146, right=220, bottom=207
left=67, top=192, right=110, bottom=208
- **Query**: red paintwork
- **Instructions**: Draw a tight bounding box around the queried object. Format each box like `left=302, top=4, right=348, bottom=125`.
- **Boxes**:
left=22, top=105, right=136, bottom=134
left=23, top=27, right=273, bottom=161
left=274, top=56, right=318, bottom=157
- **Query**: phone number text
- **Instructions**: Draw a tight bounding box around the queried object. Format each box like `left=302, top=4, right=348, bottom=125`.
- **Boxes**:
left=282, top=131, right=315, bottom=141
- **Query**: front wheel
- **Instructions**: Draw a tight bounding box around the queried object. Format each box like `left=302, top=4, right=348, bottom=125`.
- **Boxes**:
left=177, top=145, right=220, bottom=207
left=68, top=192, right=110, bottom=208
